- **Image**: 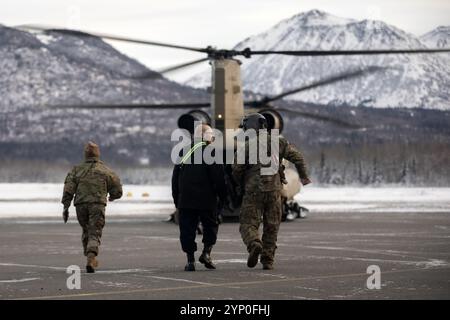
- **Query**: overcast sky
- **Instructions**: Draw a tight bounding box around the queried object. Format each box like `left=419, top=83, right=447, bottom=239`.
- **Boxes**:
left=2, top=0, right=449, bottom=81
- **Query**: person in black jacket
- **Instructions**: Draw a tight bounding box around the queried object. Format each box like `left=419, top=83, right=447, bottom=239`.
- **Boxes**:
left=172, top=124, right=227, bottom=271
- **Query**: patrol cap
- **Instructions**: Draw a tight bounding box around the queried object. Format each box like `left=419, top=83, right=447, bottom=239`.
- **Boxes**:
left=84, top=141, right=100, bottom=159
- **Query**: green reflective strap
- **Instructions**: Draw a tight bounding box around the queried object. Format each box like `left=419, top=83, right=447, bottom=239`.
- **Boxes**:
left=181, top=141, right=206, bottom=164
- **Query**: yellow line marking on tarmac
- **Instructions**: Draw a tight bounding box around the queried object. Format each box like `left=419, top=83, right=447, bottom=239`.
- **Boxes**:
left=0, top=277, right=41, bottom=283
left=0, top=263, right=66, bottom=270
left=302, top=245, right=440, bottom=261
left=149, top=276, right=211, bottom=285
left=0, top=263, right=155, bottom=274
left=13, top=266, right=450, bottom=300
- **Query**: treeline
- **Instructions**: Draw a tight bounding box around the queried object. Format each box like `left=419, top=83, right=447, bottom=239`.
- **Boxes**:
left=304, top=142, right=450, bottom=186
left=1, top=141, right=449, bottom=186
left=0, top=159, right=172, bottom=185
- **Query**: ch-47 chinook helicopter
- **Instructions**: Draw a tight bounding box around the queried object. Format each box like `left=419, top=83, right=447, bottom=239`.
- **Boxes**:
left=20, top=25, right=450, bottom=221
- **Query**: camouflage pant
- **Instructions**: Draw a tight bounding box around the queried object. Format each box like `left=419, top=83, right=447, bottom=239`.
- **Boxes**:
left=76, top=204, right=106, bottom=256
left=239, top=191, right=282, bottom=265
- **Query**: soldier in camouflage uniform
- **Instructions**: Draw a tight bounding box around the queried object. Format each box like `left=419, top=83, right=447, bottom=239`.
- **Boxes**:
left=232, top=114, right=311, bottom=270
left=61, top=141, right=123, bottom=273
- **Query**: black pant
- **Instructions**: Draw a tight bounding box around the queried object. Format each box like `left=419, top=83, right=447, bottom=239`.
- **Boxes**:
left=179, top=208, right=219, bottom=254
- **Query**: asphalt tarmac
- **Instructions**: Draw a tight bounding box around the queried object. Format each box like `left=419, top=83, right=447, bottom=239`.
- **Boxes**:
left=0, top=211, right=449, bottom=300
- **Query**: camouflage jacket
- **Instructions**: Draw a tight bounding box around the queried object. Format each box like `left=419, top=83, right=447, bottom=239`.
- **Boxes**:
left=61, top=157, right=123, bottom=207
left=232, top=135, right=309, bottom=193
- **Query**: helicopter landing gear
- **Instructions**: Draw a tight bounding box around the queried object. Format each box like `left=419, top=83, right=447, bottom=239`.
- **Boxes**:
left=283, top=200, right=309, bottom=221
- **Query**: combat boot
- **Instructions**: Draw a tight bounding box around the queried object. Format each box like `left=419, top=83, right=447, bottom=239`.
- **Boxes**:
left=247, top=242, right=263, bottom=268
left=86, top=252, right=98, bottom=273
left=262, top=263, right=274, bottom=270
left=184, top=253, right=195, bottom=271
left=199, top=245, right=216, bottom=269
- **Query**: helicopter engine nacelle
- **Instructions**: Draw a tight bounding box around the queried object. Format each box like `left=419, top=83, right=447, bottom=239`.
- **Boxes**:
left=177, top=110, right=211, bottom=134
left=259, top=108, right=284, bottom=133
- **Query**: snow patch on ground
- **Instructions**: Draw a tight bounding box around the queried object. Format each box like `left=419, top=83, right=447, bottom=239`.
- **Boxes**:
left=0, top=184, right=172, bottom=201
left=0, top=184, right=449, bottom=218
left=296, top=187, right=450, bottom=202
left=295, top=187, right=450, bottom=213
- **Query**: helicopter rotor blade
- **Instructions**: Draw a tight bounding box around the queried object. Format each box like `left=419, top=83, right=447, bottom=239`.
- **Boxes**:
left=17, top=25, right=450, bottom=58
left=157, top=58, right=209, bottom=74
left=246, top=48, right=450, bottom=57
left=245, top=66, right=386, bottom=106
left=16, top=24, right=208, bottom=53
left=45, top=103, right=210, bottom=109
left=273, top=107, right=364, bottom=129
left=131, top=58, right=209, bottom=79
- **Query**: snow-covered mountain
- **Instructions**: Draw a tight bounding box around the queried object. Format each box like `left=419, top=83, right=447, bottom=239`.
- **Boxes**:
left=1, top=23, right=450, bottom=185
left=421, top=26, right=450, bottom=48
left=187, top=10, right=450, bottom=110
left=420, top=26, right=450, bottom=65
left=0, top=25, right=208, bottom=166
left=0, top=25, right=207, bottom=110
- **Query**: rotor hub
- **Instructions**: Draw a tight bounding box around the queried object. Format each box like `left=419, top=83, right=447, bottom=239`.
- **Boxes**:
left=205, top=46, right=252, bottom=59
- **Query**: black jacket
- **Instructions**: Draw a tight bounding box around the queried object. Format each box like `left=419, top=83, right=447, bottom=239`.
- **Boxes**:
left=172, top=146, right=227, bottom=211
